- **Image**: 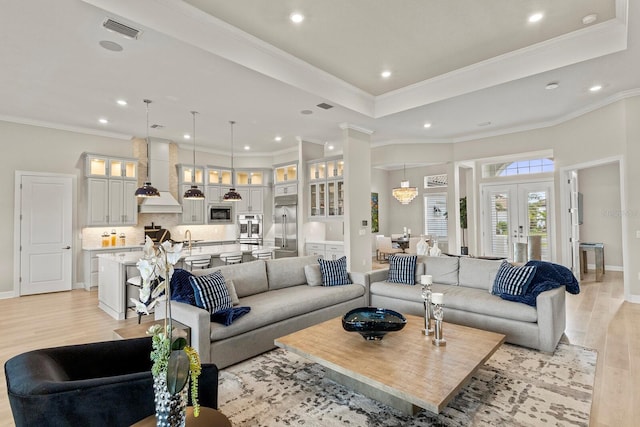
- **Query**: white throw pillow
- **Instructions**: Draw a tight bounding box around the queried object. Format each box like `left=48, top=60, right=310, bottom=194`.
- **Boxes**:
left=304, top=264, right=323, bottom=286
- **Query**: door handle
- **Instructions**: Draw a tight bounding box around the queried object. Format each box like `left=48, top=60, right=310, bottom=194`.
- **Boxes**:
left=62, top=246, right=71, bottom=250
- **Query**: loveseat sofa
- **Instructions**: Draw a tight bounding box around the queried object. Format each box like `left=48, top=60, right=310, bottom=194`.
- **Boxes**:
left=157, top=255, right=367, bottom=368
left=369, top=256, right=568, bottom=352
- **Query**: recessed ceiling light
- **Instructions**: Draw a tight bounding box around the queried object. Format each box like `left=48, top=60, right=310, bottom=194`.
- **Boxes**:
left=327, top=145, right=334, bottom=150
left=381, top=70, right=392, bottom=79
left=582, top=14, right=598, bottom=25
left=244, top=145, right=250, bottom=150
left=98, top=40, right=123, bottom=52
left=290, top=13, right=304, bottom=23
left=300, top=110, right=313, bottom=115
left=545, top=82, right=559, bottom=90
left=274, top=136, right=282, bottom=142
left=423, top=123, right=432, bottom=129
left=528, top=12, right=544, bottom=23
left=478, top=121, right=492, bottom=127
left=183, top=134, right=191, bottom=140
left=98, top=118, right=108, bottom=124
left=116, top=99, right=127, bottom=106
left=589, top=84, right=603, bottom=92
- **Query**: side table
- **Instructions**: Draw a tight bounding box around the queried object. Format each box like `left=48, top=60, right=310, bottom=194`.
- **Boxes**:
left=579, top=242, right=604, bottom=282
left=131, top=407, right=231, bottom=427
left=113, top=319, right=191, bottom=344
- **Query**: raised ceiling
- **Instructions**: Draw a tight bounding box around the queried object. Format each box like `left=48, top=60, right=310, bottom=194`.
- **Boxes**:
left=0, top=0, right=636, bottom=156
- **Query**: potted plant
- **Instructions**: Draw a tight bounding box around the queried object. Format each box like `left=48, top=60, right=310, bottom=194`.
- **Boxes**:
left=460, top=197, right=469, bottom=255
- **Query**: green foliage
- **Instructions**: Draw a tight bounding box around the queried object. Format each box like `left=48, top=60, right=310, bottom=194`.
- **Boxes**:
left=459, top=197, right=468, bottom=229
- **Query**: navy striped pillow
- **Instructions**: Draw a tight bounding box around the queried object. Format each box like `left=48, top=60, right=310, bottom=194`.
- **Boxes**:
left=388, top=255, right=417, bottom=285
left=318, top=256, right=352, bottom=286
left=189, top=270, right=233, bottom=313
left=492, top=261, right=537, bottom=296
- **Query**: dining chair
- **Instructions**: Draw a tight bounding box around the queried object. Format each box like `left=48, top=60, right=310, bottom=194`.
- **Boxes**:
left=377, top=236, right=403, bottom=261
left=405, top=237, right=421, bottom=255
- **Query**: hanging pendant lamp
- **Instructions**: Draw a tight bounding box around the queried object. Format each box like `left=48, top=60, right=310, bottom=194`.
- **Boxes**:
left=135, top=99, right=160, bottom=198
left=223, top=120, right=242, bottom=202
left=392, top=164, right=418, bottom=205
left=183, top=111, right=205, bottom=199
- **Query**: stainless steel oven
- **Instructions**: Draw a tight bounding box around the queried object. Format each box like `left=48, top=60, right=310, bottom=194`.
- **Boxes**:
left=208, top=204, right=234, bottom=224
left=238, top=214, right=262, bottom=244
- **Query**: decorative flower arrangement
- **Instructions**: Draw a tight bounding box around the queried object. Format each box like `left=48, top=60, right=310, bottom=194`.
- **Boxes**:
left=131, top=236, right=201, bottom=423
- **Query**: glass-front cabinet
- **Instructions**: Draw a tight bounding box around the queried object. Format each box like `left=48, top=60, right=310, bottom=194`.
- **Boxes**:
left=309, top=182, right=326, bottom=217
left=178, top=165, right=204, bottom=185
left=327, top=180, right=344, bottom=217
left=274, top=163, right=297, bottom=183
left=85, top=154, right=137, bottom=180
left=326, top=159, right=344, bottom=179
left=206, top=167, right=232, bottom=185
left=235, top=170, right=264, bottom=185
left=309, top=161, right=326, bottom=181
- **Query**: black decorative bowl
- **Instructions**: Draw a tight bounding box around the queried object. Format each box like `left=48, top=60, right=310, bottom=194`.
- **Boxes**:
left=342, top=307, right=407, bottom=341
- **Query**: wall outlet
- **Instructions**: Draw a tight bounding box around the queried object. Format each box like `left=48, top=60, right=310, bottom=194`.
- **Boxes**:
left=359, top=228, right=365, bottom=236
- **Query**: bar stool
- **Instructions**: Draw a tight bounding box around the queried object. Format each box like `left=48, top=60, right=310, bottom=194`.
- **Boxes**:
left=251, top=249, right=273, bottom=260
left=184, top=254, right=211, bottom=271
left=219, top=251, right=243, bottom=265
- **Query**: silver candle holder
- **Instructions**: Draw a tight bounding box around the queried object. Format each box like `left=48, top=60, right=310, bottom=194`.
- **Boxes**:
left=431, top=293, right=446, bottom=346
left=420, top=275, right=434, bottom=336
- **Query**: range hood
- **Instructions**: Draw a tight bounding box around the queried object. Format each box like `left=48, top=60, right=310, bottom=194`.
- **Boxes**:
left=139, top=139, right=182, bottom=214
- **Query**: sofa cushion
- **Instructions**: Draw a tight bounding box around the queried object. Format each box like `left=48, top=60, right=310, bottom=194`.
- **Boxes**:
left=226, top=279, right=239, bottom=306
left=492, top=261, right=537, bottom=296
left=209, top=284, right=365, bottom=341
left=458, top=257, right=504, bottom=291
left=189, top=271, right=232, bottom=313
left=388, top=255, right=417, bottom=285
left=304, top=264, right=323, bottom=286
left=266, top=255, right=320, bottom=290
left=318, top=256, right=352, bottom=286
left=195, top=260, right=268, bottom=298
left=422, top=256, right=459, bottom=285
left=369, top=280, right=537, bottom=323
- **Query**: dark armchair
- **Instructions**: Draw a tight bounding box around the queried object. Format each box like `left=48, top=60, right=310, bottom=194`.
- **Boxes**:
left=4, top=337, right=218, bottom=427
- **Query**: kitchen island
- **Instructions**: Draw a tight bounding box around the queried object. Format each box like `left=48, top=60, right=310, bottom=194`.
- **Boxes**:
left=97, top=243, right=275, bottom=320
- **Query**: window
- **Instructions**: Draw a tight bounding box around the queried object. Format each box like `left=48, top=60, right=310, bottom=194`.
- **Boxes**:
left=482, top=158, right=554, bottom=178
left=424, top=194, right=448, bottom=239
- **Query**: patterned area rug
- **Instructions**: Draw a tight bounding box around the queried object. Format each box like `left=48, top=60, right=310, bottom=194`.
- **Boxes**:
left=218, top=343, right=596, bottom=426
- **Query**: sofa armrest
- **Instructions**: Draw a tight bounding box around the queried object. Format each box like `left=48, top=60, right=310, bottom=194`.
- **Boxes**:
left=349, top=271, right=370, bottom=305
left=368, top=268, right=389, bottom=284
left=155, top=301, right=212, bottom=363
left=535, top=286, right=566, bottom=353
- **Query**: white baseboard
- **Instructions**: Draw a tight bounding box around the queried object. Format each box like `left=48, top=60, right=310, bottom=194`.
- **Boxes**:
left=585, top=263, right=623, bottom=272
left=0, top=290, right=16, bottom=299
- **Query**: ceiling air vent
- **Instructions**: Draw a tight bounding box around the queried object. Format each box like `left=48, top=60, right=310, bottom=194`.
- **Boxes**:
left=316, top=103, right=334, bottom=110
left=150, top=124, right=164, bottom=129
left=102, top=18, right=142, bottom=40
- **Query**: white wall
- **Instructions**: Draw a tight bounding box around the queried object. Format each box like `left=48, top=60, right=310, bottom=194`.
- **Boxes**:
left=578, top=162, right=623, bottom=269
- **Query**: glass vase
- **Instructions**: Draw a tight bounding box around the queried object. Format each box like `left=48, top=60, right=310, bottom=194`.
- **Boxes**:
left=153, top=374, right=188, bottom=427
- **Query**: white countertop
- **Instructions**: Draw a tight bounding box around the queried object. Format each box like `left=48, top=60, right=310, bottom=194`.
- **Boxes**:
left=306, top=240, right=344, bottom=245
left=83, top=239, right=238, bottom=251
left=96, top=244, right=276, bottom=265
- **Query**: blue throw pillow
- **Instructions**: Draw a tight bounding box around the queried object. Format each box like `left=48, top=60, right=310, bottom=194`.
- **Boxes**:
left=318, top=256, right=352, bottom=286
left=388, top=255, right=417, bottom=285
left=189, top=270, right=233, bottom=313
left=170, top=269, right=196, bottom=305
left=492, top=261, right=537, bottom=296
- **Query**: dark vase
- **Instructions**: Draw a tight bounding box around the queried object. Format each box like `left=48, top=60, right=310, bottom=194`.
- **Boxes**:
left=460, top=246, right=469, bottom=255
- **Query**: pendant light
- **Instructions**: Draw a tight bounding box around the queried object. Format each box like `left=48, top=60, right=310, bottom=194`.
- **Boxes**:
left=183, top=111, right=205, bottom=199
left=223, top=120, right=242, bottom=202
left=135, top=99, right=160, bottom=198
left=392, top=164, right=418, bottom=205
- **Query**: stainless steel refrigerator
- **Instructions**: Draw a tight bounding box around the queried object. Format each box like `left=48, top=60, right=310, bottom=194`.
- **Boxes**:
left=274, top=195, right=298, bottom=258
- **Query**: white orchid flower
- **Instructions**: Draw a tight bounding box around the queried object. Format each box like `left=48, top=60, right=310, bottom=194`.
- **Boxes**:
left=136, top=259, right=155, bottom=282
left=129, top=298, right=150, bottom=315
left=139, top=284, right=152, bottom=303
left=142, top=235, right=155, bottom=258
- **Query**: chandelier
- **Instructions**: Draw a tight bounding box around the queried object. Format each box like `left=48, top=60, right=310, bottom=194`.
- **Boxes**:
left=392, top=164, right=417, bottom=205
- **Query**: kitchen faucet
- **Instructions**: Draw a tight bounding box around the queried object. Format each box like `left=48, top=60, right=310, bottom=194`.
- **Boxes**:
left=185, top=229, right=192, bottom=254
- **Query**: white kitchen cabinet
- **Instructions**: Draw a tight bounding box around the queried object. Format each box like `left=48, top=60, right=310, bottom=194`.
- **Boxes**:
left=307, top=156, right=344, bottom=218
left=274, top=183, right=297, bottom=196
left=305, top=243, right=325, bottom=258
left=180, top=184, right=206, bottom=224
left=274, top=163, right=298, bottom=183
left=177, top=164, right=204, bottom=186
left=309, top=182, right=326, bottom=217
left=83, top=248, right=135, bottom=290
left=327, top=179, right=344, bottom=217
left=235, top=170, right=265, bottom=186
left=236, top=187, right=264, bottom=213
left=206, top=167, right=232, bottom=185
left=325, top=243, right=345, bottom=260
left=305, top=242, right=344, bottom=260
left=87, top=178, right=109, bottom=224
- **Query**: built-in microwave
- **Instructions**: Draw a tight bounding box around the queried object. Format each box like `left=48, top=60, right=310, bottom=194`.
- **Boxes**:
left=208, top=204, right=234, bottom=224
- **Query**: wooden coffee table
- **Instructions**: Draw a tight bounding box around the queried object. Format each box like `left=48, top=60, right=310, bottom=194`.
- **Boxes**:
left=274, top=314, right=505, bottom=415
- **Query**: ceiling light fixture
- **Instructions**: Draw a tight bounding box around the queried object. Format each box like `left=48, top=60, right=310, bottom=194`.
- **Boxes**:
left=274, top=136, right=282, bottom=142
left=183, top=111, right=205, bottom=199
left=545, top=82, right=559, bottom=90
left=392, top=164, right=418, bottom=205
left=328, top=145, right=334, bottom=150
left=582, top=14, right=598, bottom=25
left=423, top=123, right=432, bottom=129
left=223, top=121, right=242, bottom=202
left=98, top=118, right=108, bottom=124
left=116, top=99, right=127, bottom=106
left=183, top=134, right=191, bottom=140
left=381, top=70, right=392, bottom=78
left=290, top=13, right=304, bottom=23
left=589, top=84, right=603, bottom=92
left=528, top=12, right=544, bottom=23
left=244, top=145, right=250, bottom=150
left=135, top=99, right=160, bottom=198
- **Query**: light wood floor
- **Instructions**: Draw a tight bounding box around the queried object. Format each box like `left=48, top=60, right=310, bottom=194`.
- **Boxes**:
left=0, top=270, right=637, bottom=426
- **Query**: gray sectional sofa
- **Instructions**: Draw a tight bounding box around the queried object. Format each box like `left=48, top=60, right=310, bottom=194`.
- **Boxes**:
left=369, top=256, right=566, bottom=352
left=156, top=255, right=367, bottom=368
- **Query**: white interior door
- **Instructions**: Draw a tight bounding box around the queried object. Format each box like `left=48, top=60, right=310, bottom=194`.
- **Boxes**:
left=568, top=171, right=581, bottom=275
left=20, top=175, right=73, bottom=295
left=483, top=181, right=553, bottom=261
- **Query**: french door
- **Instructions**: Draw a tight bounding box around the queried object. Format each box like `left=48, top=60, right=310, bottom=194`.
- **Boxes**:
left=482, top=181, right=553, bottom=261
